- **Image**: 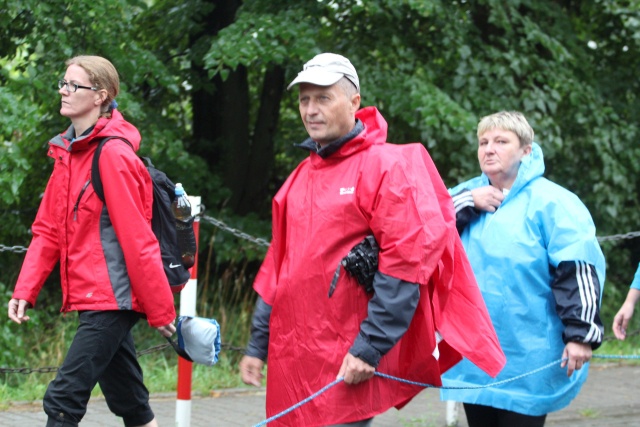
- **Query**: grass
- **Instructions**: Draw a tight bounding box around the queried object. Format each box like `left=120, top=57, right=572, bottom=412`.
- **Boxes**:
left=0, top=287, right=256, bottom=407
left=138, top=346, right=249, bottom=396
left=578, top=408, right=600, bottom=418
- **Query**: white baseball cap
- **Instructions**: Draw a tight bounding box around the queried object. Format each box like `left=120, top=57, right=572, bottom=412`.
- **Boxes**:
left=287, top=53, right=359, bottom=92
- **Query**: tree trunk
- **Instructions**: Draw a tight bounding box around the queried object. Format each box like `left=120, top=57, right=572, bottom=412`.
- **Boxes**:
left=216, top=66, right=251, bottom=211
left=190, top=0, right=243, bottom=168
left=233, top=65, right=286, bottom=215
left=190, top=0, right=284, bottom=216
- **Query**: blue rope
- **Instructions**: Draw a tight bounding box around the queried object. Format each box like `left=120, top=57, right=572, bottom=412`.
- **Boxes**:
left=252, top=378, right=344, bottom=427
left=593, top=353, right=640, bottom=360
left=375, top=357, right=564, bottom=389
left=251, top=354, right=639, bottom=426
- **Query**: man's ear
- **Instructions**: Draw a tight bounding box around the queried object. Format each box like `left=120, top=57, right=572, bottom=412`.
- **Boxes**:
left=350, top=93, right=361, bottom=113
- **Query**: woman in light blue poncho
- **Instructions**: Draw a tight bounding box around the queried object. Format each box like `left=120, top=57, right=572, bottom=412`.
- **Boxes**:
left=440, top=111, right=606, bottom=427
left=612, top=263, right=640, bottom=340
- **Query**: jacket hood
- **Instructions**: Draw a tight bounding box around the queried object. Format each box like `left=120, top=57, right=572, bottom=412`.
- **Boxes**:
left=51, top=110, right=142, bottom=153
left=303, top=106, right=388, bottom=167
left=337, top=106, right=388, bottom=157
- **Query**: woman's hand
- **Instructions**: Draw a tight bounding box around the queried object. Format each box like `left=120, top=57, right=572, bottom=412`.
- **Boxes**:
left=156, top=320, right=176, bottom=338
left=612, top=289, right=640, bottom=340
left=471, top=186, right=504, bottom=212
left=8, top=298, right=31, bottom=324
left=561, top=342, right=592, bottom=377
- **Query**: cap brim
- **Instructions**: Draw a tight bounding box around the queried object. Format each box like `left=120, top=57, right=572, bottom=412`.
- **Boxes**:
left=287, top=69, right=344, bottom=90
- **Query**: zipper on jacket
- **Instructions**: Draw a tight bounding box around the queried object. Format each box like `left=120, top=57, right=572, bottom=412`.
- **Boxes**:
left=74, top=180, right=91, bottom=221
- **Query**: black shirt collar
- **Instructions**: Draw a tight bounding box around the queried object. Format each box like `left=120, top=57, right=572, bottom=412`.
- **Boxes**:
left=296, top=119, right=364, bottom=159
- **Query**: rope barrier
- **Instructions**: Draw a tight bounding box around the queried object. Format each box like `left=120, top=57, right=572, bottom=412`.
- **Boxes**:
left=602, top=327, right=640, bottom=341
left=251, top=354, right=640, bottom=426
left=593, top=354, right=640, bottom=360
left=2, top=216, right=639, bottom=253
left=597, top=230, right=640, bottom=243
left=1, top=338, right=639, bottom=376
left=0, top=244, right=28, bottom=253
left=0, top=342, right=247, bottom=375
left=201, top=215, right=271, bottom=248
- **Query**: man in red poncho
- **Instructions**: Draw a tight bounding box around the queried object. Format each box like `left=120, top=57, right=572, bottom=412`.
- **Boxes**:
left=239, top=53, right=506, bottom=427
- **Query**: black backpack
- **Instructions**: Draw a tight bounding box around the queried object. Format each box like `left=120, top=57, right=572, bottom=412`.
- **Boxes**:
left=91, top=137, right=192, bottom=292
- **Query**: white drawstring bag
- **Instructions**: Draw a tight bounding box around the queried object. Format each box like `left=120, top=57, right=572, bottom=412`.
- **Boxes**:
left=167, top=316, right=221, bottom=366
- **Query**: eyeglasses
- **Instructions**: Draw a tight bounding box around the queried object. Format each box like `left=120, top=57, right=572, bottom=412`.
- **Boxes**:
left=58, top=79, right=97, bottom=93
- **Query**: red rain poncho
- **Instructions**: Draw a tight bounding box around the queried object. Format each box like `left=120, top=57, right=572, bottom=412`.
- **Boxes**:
left=254, top=107, right=505, bottom=426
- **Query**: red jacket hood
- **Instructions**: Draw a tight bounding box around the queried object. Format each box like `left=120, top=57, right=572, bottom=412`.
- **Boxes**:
left=308, top=106, right=388, bottom=165
left=56, top=110, right=142, bottom=153
left=342, top=106, right=388, bottom=154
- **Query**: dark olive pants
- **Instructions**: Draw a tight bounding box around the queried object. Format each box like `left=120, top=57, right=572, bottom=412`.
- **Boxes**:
left=44, top=311, right=154, bottom=427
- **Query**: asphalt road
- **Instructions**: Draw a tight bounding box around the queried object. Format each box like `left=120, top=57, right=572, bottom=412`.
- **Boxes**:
left=2, top=362, right=639, bottom=426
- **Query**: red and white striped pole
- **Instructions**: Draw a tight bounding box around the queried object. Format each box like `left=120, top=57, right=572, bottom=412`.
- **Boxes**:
left=175, top=196, right=201, bottom=427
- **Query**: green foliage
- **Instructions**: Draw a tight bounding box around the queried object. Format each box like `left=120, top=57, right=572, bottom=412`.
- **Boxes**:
left=0, top=87, right=38, bottom=205
left=203, top=9, right=318, bottom=77
left=1, top=0, right=640, bottom=399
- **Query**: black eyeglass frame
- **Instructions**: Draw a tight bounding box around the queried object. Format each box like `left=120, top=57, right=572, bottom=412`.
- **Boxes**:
left=58, top=79, right=98, bottom=93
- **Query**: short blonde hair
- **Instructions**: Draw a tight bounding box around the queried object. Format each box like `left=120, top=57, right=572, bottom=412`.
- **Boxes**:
left=477, top=111, right=534, bottom=147
left=66, top=55, right=119, bottom=118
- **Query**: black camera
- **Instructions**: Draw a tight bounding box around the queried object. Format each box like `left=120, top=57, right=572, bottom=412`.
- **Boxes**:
left=341, top=235, right=379, bottom=293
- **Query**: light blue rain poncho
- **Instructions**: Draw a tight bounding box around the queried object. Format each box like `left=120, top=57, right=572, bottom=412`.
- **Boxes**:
left=440, top=142, right=606, bottom=416
left=631, top=263, right=640, bottom=290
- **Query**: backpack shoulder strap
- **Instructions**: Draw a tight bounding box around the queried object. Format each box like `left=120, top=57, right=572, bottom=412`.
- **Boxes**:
left=91, top=136, right=134, bottom=202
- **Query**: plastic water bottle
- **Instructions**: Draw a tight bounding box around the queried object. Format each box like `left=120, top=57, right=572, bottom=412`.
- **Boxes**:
left=171, top=183, right=196, bottom=268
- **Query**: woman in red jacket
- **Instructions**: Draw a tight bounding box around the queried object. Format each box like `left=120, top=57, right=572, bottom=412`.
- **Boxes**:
left=7, top=55, right=175, bottom=427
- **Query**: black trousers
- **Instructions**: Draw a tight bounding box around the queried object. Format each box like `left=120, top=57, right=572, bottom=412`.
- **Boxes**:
left=463, top=403, right=547, bottom=427
left=43, top=311, right=155, bottom=427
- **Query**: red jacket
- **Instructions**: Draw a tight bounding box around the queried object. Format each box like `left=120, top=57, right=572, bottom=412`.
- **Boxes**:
left=254, top=107, right=505, bottom=426
left=13, top=110, right=175, bottom=327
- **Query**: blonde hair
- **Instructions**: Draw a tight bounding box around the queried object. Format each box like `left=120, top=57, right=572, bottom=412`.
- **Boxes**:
left=477, top=111, right=534, bottom=147
left=66, top=55, right=119, bottom=118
